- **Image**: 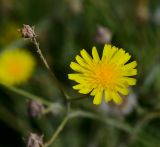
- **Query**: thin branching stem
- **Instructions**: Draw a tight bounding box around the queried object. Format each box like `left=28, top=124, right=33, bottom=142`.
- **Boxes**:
left=44, top=115, right=69, bottom=147
left=128, top=111, right=160, bottom=145
left=4, top=85, right=51, bottom=106
left=68, top=110, right=133, bottom=133
left=44, top=110, right=133, bottom=147
left=31, top=37, right=69, bottom=100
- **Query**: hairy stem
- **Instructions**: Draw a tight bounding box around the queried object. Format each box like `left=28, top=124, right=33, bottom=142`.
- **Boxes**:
left=44, top=116, right=69, bottom=147
left=68, top=110, right=133, bottom=133
left=4, top=85, right=51, bottom=106
left=128, top=111, right=160, bottom=145
left=44, top=110, right=133, bottom=146
left=32, top=37, right=69, bottom=100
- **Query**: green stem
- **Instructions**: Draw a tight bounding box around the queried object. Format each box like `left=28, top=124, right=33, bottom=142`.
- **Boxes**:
left=68, top=110, right=133, bottom=133
left=128, top=111, right=160, bottom=145
left=32, top=37, right=69, bottom=100
left=44, top=110, right=133, bottom=146
left=43, top=103, right=65, bottom=115
left=4, top=85, right=51, bottom=106
left=44, top=116, right=69, bottom=147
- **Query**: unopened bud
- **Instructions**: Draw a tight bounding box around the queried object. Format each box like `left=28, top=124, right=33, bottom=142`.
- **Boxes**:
left=26, top=133, right=43, bottom=147
left=95, top=25, right=112, bottom=44
left=136, top=0, right=150, bottom=23
left=18, top=24, right=36, bottom=39
left=27, top=100, right=44, bottom=118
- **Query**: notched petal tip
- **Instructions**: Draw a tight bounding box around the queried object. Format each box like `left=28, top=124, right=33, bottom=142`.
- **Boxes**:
left=68, top=74, right=72, bottom=79
left=92, top=46, right=100, bottom=62
left=104, top=90, right=112, bottom=102
left=93, top=99, right=101, bottom=105
left=113, top=96, right=122, bottom=105
left=129, top=78, right=137, bottom=85
left=133, top=61, right=138, bottom=67
left=104, top=44, right=112, bottom=48
left=79, top=88, right=91, bottom=94
left=80, top=49, right=87, bottom=56
left=70, top=62, right=74, bottom=68
left=111, top=91, right=123, bottom=105
left=93, top=89, right=103, bottom=105
left=73, top=84, right=81, bottom=90
left=80, top=49, right=93, bottom=63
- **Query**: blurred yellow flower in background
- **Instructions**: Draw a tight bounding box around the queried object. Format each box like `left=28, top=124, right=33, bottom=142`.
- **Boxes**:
left=0, top=49, right=36, bottom=86
left=68, top=44, right=137, bottom=105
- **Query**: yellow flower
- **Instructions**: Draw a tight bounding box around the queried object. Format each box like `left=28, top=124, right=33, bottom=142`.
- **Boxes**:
left=0, top=49, right=36, bottom=86
left=68, top=44, right=137, bottom=105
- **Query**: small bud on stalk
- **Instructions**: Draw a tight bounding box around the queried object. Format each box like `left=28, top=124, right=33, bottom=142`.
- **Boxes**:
left=95, top=25, right=112, bottom=44
left=26, top=133, right=43, bottom=147
left=27, top=100, right=44, bottom=118
left=18, top=24, right=36, bottom=39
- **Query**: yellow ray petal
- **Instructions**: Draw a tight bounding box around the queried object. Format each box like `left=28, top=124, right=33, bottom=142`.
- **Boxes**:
left=73, top=84, right=84, bottom=90
left=92, top=46, right=100, bottom=63
left=93, top=87, right=103, bottom=105
left=121, top=77, right=137, bottom=85
left=122, top=69, right=137, bottom=76
left=68, top=73, right=86, bottom=83
left=116, top=86, right=129, bottom=95
left=118, top=52, right=131, bottom=65
left=75, top=55, right=90, bottom=69
left=80, top=49, right=93, bottom=65
left=102, top=44, right=112, bottom=60
left=110, top=49, right=125, bottom=63
left=70, top=62, right=86, bottom=72
left=73, top=83, right=93, bottom=90
left=105, top=46, right=118, bottom=61
left=68, top=73, right=82, bottom=79
left=90, top=88, right=97, bottom=96
left=79, top=88, right=92, bottom=94
left=123, top=61, right=137, bottom=70
left=111, top=91, right=122, bottom=104
left=104, top=90, right=112, bottom=102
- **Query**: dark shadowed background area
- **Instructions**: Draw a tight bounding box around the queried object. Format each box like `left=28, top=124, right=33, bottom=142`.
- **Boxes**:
left=0, top=0, right=160, bottom=147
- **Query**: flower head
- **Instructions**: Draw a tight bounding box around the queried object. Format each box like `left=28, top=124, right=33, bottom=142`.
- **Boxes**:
left=68, top=44, right=137, bottom=105
left=26, top=133, right=43, bottom=147
left=0, top=49, right=36, bottom=86
left=18, top=24, right=36, bottom=39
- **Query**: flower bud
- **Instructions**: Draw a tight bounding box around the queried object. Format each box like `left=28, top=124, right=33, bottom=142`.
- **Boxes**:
left=95, top=25, right=112, bottom=44
left=136, top=0, right=150, bottom=23
left=27, top=100, right=44, bottom=118
left=18, top=24, right=36, bottom=39
left=26, top=133, right=43, bottom=147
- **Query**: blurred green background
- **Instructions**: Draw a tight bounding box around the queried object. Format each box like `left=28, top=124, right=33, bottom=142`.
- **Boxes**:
left=1, top=0, right=160, bottom=146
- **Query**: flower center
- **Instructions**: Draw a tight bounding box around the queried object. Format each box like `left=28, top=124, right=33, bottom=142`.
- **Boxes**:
left=93, top=63, right=120, bottom=88
left=7, top=61, right=23, bottom=76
